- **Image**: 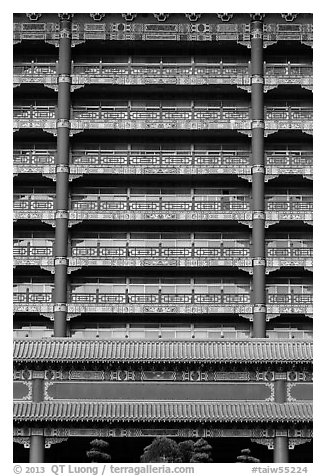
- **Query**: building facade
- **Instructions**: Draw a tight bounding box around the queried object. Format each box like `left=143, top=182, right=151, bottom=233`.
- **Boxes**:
left=13, top=12, right=313, bottom=463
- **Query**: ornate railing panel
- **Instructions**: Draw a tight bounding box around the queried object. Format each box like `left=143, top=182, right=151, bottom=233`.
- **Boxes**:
left=69, top=195, right=251, bottom=222
left=13, top=62, right=57, bottom=87
left=13, top=61, right=313, bottom=84
left=13, top=290, right=312, bottom=316
left=264, top=106, right=312, bottom=133
left=13, top=105, right=312, bottom=132
left=13, top=149, right=56, bottom=176
left=13, top=239, right=313, bottom=270
left=69, top=245, right=252, bottom=268
left=264, top=63, right=312, bottom=90
left=70, top=149, right=252, bottom=176
left=265, top=196, right=312, bottom=223
left=13, top=194, right=55, bottom=221
left=13, top=194, right=313, bottom=223
left=265, top=150, right=312, bottom=179
left=13, top=148, right=313, bottom=179
left=13, top=244, right=54, bottom=267
left=13, top=61, right=312, bottom=89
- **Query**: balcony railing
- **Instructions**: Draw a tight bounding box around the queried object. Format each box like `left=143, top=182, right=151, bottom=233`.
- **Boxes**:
left=265, top=150, right=313, bottom=179
left=13, top=239, right=313, bottom=270
left=13, top=148, right=313, bottom=179
left=13, top=193, right=313, bottom=223
left=13, top=104, right=313, bottom=133
left=70, top=149, right=251, bottom=176
left=12, top=290, right=313, bottom=316
left=13, top=61, right=312, bottom=89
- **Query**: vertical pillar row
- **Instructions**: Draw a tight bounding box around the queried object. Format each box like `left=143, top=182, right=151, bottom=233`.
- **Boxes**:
left=54, top=18, right=72, bottom=337
left=250, top=20, right=266, bottom=338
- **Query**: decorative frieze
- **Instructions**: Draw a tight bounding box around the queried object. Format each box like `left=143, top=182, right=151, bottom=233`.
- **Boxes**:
left=13, top=21, right=312, bottom=46
left=13, top=426, right=310, bottom=440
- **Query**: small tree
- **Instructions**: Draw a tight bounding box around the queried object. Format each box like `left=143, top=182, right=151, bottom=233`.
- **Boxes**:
left=140, top=437, right=181, bottom=463
left=86, top=439, right=111, bottom=463
left=190, top=438, right=213, bottom=463
left=236, top=448, right=260, bottom=463
left=178, top=440, right=195, bottom=463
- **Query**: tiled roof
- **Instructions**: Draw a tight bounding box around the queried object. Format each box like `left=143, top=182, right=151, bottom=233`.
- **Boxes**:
left=13, top=339, right=313, bottom=363
left=13, top=401, right=312, bottom=423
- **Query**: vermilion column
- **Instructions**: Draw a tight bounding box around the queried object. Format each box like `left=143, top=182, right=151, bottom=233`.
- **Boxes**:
left=29, top=434, right=45, bottom=463
left=54, top=16, right=72, bottom=337
left=273, top=375, right=289, bottom=462
left=273, top=437, right=289, bottom=463
left=250, top=19, right=266, bottom=338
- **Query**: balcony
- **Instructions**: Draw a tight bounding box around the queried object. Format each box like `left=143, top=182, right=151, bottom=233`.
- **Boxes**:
left=266, top=241, right=312, bottom=272
left=13, top=193, right=313, bottom=225
left=12, top=288, right=313, bottom=318
left=264, top=63, right=312, bottom=91
left=265, top=150, right=312, bottom=180
left=13, top=239, right=313, bottom=272
left=13, top=147, right=313, bottom=180
left=265, top=195, right=312, bottom=225
left=13, top=241, right=54, bottom=268
left=13, top=149, right=56, bottom=177
left=13, top=61, right=313, bottom=90
left=13, top=104, right=313, bottom=134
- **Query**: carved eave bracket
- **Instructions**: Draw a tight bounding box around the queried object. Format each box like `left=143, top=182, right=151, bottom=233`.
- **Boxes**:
left=68, top=219, right=83, bottom=228
left=42, top=312, right=81, bottom=321
left=263, top=41, right=278, bottom=49
left=238, top=220, right=253, bottom=228
left=237, top=174, right=251, bottom=182
left=264, top=129, right=278, bottom=137
left=302, top=41, right=313, bottom=48
left=45, top=39, right=60, bottom=48
left=265, top=174, right=278, bottom=182
left=44, top=83, right=58, bottom=92
left=304, top=266, right=313, bottom=272
left=264, top=85, right=278, bottom=93
left=69, top=129, right=84, bottom=137
left=265, top=220, right=280, bottom=229
left=238, top=266, right=253, bottom=274
left=41, top=219, right=56, bottom=228
left=301, top=85, right=313, bottom=92
left=237, top=85, right=251, bottom=93
left=13, top=437, right=30, bottom=448
left=265, top=266, right=281, bottom=274
left=67, top=266, right=82, bottom=274
left=45, top=437, right=69, bottom=448
left=42, top=173, right=56, bottom=181
left=69, top=173, right=83, bottom=181
left=71, top=84, right=85, bottom=92
left=43, top=128, right=57, bottom=136
left=40, top=265, right=55, bottom=274
left=72, top=39, right=86, bottom=48
left=251, top=438, right=274, bottom=449
left=237, top=40, right=251, bottom=49
left=238, top=129, right=253, bottom=137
